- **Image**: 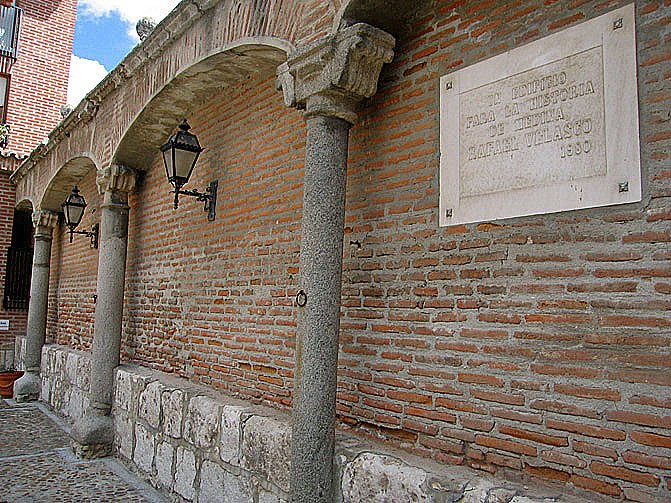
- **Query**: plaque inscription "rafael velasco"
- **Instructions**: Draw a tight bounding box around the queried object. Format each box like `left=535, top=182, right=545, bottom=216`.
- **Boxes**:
left=440, top=3, right=641, bottom=226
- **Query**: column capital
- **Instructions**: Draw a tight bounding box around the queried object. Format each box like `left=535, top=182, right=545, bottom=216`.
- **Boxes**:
left=278, top=23, right=395, bottom=124
left=31, top=209, right=58, bottom=230
left=96, top=164, right=137, bottom=195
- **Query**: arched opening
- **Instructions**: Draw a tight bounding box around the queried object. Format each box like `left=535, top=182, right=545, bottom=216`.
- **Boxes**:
left=39, top=156, right=100, bottom=350
left=113, top=39, right=302, bottom=380
left=2, top=199, right=34, bottom=311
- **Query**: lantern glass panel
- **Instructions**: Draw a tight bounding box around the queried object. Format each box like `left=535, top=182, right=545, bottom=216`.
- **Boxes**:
left=163, top=148, right=174, bottom=182
left=65, top=203, right=85, bottom=228
left=63, top=189, right=87, bottom=229
left=174, top=148, right=199, bottom=182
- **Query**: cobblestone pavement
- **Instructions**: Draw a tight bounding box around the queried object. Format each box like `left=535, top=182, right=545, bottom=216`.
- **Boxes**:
left=0, top=399, right=166, bottom=503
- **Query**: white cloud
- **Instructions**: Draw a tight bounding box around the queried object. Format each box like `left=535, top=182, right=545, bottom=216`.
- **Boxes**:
left=66, top=1, right=182, bottom=106
left=67, top=55, right=109, bottom=107
left=79, top=0, right=181, bottom=39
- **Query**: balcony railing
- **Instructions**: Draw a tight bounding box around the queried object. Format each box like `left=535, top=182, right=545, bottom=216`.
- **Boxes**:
left=0, top=5, right=21, bottom=60
left=3, top=246, right=32, bottom=310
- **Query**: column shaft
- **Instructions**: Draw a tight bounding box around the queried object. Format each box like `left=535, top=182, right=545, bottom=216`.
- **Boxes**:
left=71, top=165, right=135, bottom=458
left=89, top=189, right=129, bottom=414
left=277, top=23, right=395, bottom=503
left=23, top=227, right=54, bottom=372
left=14, top=212, right=57, bottom=402
left=291, top=115, right=351, bottom=503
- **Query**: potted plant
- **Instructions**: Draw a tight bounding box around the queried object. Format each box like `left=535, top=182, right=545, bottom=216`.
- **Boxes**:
left=0, top=123, right=10, bottom=149
left=0, top=366, right=23, bottom=398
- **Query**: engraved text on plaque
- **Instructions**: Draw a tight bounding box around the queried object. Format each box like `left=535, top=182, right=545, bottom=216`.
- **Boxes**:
left=440, top=4, right=640, bottom=226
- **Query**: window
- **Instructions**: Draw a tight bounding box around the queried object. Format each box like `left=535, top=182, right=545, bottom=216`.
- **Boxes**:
left=0, top=75, right=9, bottom=123
left=0, top=3, right=21, bottom=60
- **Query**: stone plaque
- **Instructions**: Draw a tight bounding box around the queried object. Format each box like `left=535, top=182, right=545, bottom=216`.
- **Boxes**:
left=440, top=4, right=640, bottom=226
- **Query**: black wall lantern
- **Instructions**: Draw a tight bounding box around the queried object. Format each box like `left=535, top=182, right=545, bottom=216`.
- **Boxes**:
left=62, top=186, right=99, bottom=249
left=160, top=119, right=217, bottom=221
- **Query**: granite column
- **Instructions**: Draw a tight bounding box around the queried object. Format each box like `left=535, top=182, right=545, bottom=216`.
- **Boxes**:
left=278, top=23, right=394, bottom=503
left=71, top=165, right=136, bottom=458
left=13, top=210, right=58, bottom=401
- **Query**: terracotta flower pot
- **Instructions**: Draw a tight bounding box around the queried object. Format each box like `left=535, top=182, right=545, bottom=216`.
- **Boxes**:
left=0, top=370, right=23, bottom=398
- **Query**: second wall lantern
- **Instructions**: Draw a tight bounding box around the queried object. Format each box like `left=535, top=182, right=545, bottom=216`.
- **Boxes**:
left=62, top=186, right=99, bottom=249
left=161, top=119, right=217, bottom=221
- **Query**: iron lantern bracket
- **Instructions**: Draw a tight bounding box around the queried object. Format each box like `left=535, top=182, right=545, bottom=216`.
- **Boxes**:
left=173, top=180, right=218, bottom=221
left=69, top=223, right=99, bottom=249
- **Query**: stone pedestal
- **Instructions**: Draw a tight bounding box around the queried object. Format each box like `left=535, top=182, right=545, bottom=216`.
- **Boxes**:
left=72, top=165, right=136, bottom=457
left=13, top=210, right=58, bottom=402
left=278, top=23, right=394, bottom=503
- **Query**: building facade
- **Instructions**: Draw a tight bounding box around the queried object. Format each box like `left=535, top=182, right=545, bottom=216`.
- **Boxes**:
left=10, top=1, right=671, bottom=501
left=0, top=0, right=76, bottom=367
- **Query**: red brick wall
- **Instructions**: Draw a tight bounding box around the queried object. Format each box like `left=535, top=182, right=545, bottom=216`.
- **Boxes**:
left=121, top=76, right=305, bottom=405
left=46, top=0, right=671, bottom=500
left=8, top=0, right=76, bottom=155
left=336, top=1, right=670, bottom=499
left=0, top=0, right=75, bottom=365
left=47, top=169, right=99, bottom=350
left=0, top=168, right=27, bottom=352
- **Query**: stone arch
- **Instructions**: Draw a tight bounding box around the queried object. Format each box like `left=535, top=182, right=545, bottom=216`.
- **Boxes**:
left=12, top=198, right=35, bottom=249
left=40, top=155, right=100, bottom=212
left=112, top=37, right=292, bottom=170
left=15, top=197, right=35, bottom=213
left=11, top=0, right=307, bottom=213
left=333, top=0, right=429, bottom=36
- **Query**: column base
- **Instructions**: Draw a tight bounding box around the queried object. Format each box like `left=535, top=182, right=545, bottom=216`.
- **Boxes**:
left=71, top=413, right=114, bottom=459
left=13, top=371, right=40, bottom=402
left=71, top=440, right=113, bottom=459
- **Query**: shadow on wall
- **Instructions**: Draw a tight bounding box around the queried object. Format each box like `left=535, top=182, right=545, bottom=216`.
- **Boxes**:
left=338, top=0, right=429, bottom=36
left=21, top=0, right=64, bottom=21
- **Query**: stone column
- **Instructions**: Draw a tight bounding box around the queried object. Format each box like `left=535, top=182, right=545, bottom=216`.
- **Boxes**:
left=13, top=210, right=58, bottom=402
left=72, top=165, right=136, bottom=458
left=278, top=24, right=394, bottom=503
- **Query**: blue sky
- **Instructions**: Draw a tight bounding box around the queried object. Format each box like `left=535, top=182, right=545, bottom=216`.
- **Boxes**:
left=68, top=0, right=180, bottom=106
left=73, top=7, right=133, bottom=71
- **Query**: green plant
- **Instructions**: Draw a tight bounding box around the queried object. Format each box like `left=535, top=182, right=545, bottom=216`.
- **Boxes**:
left=0, top=123, right=10, bottom=148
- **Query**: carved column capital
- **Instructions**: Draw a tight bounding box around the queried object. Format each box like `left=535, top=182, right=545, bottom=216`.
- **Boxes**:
left=31, top=209, right=58, bottom=230
left=96, top=164, right=137, bottom=195
left=278, top=23, right=395, bottom=124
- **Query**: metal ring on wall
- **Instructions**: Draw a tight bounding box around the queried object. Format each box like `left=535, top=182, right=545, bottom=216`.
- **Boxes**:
left=296, top=290, right=307, bottom=307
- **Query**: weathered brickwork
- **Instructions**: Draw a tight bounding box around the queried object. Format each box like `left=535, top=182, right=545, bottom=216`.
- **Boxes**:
left=8, top=0, right=76, bottom=156
left=47, top=169, right=100, bottom=351
left=120, top=76, right=305, bottom=403
left=0, top=168, right=26, bottom=352
left=0, top=0, right=75, bottom=365
left=18, top=0, right=671, bottom=500
left=334, top=2, right=670, bottom=500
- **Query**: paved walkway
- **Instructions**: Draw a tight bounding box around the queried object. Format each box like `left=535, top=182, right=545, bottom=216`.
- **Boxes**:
left=0, top=398, right=166, bottom=503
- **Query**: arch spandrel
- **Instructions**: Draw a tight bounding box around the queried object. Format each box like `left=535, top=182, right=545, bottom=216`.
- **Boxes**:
left=13, top=0, right=313, bottom=215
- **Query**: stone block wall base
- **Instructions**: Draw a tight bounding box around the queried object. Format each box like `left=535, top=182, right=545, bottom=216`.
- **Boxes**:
left=41, top=345, right=606, bottom=503
left=72, top=441, right=113, bottom=460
